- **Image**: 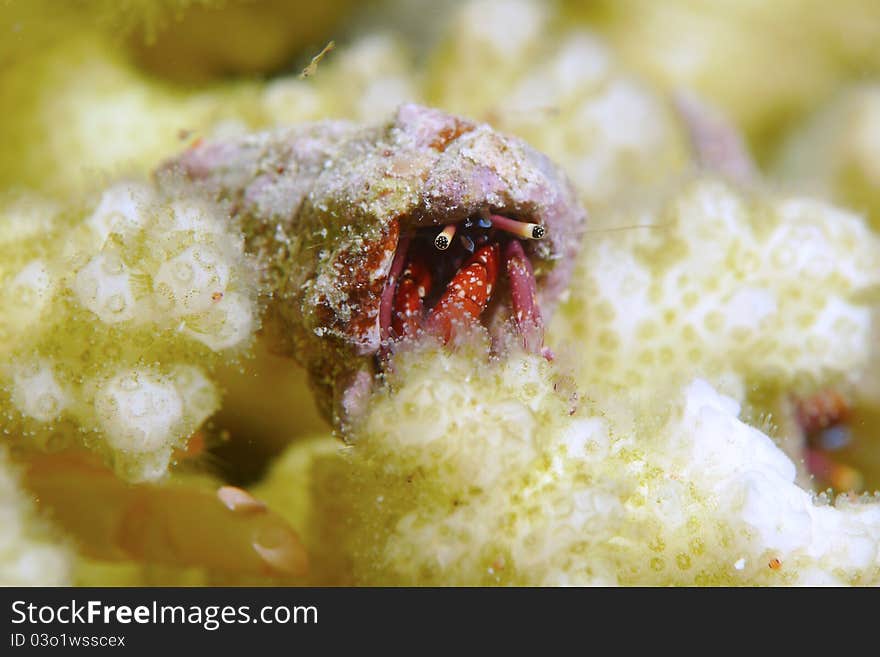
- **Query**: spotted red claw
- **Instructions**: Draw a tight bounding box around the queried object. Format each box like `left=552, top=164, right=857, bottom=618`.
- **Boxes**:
left=425, top=243, right=499, bottom=344
left=392, top=258, right=432, bottom=340
left=159, top=104, right=587, bottom=429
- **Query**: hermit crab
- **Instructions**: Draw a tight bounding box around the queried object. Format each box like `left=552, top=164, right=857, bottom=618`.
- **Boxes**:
left=160, top=104, right=586, bottom=428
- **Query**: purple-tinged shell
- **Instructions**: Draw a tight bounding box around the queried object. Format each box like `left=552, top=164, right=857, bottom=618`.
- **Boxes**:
left=159, top=104, right=586, bottom=427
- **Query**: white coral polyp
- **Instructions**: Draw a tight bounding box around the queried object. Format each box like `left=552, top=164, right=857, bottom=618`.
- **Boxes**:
left=153, top=245, right=231, bottom=317
left=72, top=252, right=137, bottom=323
left=11, top=260, right=51, bottom=302
left=457, top=0, right=546, bottom=57
left=94, top=369, right=183, bottom=454
left=0, top=177, right=257, bottom=481
left=11, top=361, right=68, bottom=423
left=87, top=182, right=155, bottom=246
left=346, top=349, right=880, bottom=585
left=551, top=179, right=880, bottom=394
left=182, top=291, right=254, bottom=351
left=168, top=198, right=227, bottom=236
left=674, top=381, right=880, bottom=579
left=169, top=364, right=220, bottom=426
left=6, top=260, right=53, bottom=330
left=366, top=362, right=542, bottom=489
left=0, top=446, right=70, bottom=586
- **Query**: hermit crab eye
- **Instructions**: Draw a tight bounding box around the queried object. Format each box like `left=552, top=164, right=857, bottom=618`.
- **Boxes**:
left=486, top=215, right=546, bottom=241
left=434, top=224, right=456, bottom=250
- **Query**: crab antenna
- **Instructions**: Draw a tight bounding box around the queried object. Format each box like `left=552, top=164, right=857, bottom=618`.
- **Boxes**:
left=489, top=214, right=545, bottom=240
left=435, top=223, right=457, bottom=250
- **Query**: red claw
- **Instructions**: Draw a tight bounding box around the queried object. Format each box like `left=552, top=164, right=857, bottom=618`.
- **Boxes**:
left=794, top=389, right=862, bottom=490
left=426, top=243, right=499, bottom=343
left=392, top=259, right=432, bottom=339
left=794, top=389, right=850, bottom=434
left=385, top=216, right=545, bottom=354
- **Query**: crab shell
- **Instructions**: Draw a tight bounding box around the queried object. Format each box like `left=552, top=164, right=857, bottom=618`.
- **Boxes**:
left=160, top=104, right=587, bottom=427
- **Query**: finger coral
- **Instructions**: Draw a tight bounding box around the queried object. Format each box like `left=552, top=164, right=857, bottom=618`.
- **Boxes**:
left=549, top=178, right=880, bottom=401
left=259, top=344, right=880, bottom=585
left=776, top=85, right=880, bottom=230
left=428, top=0, right=690, bottom=213
left=0, top=36, right=260, bottom=196
left=0, top=444, right=71, bottom=586
left=573, top=0, right=880, bottom=153
left=3, top=0, right=880, bottom=590
left=0, top=184, right=257, bottom=481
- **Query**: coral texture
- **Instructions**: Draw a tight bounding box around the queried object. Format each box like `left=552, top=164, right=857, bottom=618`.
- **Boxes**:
left=572, top=0, right=880, bottom=150
left=260, top=345, right=880, bottom=585
left=0, top=445, right=71, bottom=586
left=0, top=184, right=257, bottom=481
left=776, top=85, right=880, bottom=230
left=428, top=0, right=689, bottom=213
left=3, top=0, right=880, bottom=587
left=253, top=177, right=880, bottom=585
left=550, top=179, right=880, bottom=400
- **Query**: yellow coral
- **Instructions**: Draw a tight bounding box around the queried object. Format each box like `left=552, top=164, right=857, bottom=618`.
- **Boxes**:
left=0, top=184, right=258, bottom=481
left=0, top=445, right=71, bottom=586
left=262, top=35, right=419, bottom=125
left=776, top=85, right=880, bottom=231
left=254, top=435, right=352, bottom=586
left=572, top=0, right=880, bottom=154
left=0, top=36, right=263, bottom=196
left=428, top=0, right=690, bottom=212
left=3, top=0, right=880, bottom=588
left=259, top=344, right=880, bottom=585
left=549, top=178, right=880, bottom=400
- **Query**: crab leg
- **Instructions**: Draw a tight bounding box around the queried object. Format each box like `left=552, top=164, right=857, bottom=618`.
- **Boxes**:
left=426, top=243, right=499, bottom=343
left=794, top=389, right=862, bottom=490
left=379, top=232, right=412, bottom=342
left=391, top=258, right=432, bottom=338
left=504, top=239, right=543, bottom=353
